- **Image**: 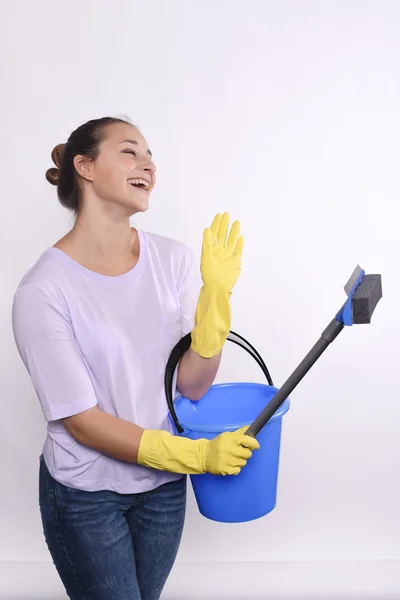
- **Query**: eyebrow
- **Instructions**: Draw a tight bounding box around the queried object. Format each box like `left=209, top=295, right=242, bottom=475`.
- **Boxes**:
left=120, top=139, right=152, bottom=157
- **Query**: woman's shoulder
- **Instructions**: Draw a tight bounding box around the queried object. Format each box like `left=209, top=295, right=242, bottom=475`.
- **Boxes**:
left=13, top=247, right=70, bottom=302
left=141, top=230, right=198, bottom=289
left=142, top=230, right=193, bottom=257
left=141, top=230, right=195, bottom=269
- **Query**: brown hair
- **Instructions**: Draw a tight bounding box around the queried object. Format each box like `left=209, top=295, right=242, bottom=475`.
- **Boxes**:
left=46, top=116, right=132, bottom=214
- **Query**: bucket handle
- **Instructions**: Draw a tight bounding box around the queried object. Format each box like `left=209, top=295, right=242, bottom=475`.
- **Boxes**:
left=164, top=330, right=274, bottom=434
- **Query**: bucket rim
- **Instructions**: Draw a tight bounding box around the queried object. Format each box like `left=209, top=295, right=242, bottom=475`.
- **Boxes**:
left=172, top=382, right=290, bottom=433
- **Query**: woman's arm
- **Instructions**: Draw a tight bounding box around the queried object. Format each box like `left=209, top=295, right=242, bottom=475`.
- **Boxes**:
left=176, top=213, right=243, bottom=401
left=176, top=347, right=221, bottom=401
left=63, top=407, right=145, bottom=463
left=62, top=403, right=260, bottom=477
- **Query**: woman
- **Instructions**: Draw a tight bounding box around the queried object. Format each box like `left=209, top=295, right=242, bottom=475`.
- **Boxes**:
left=12, top=116, right=259, bottom=600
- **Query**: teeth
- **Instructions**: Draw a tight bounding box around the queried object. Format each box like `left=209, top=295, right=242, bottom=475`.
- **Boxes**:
left=128, top=178, right=150, bottom=190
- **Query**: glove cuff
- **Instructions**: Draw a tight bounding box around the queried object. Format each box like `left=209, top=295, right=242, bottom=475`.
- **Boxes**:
left=137, top=429, right=208, bottom=474
left=190, top=285, right=232, bottom=358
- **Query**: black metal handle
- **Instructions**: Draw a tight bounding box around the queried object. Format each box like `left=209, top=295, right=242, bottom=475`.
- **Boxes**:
left=244, top=318, right=345, bottom=437
left=164, top=330, right=274, bottom=434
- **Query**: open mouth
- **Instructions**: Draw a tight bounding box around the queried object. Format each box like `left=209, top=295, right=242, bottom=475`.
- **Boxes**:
left=128, top=178, right=151, bottom=191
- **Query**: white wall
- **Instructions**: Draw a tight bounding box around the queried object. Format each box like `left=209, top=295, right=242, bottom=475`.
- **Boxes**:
left=1, top=0, right=399, bottom=597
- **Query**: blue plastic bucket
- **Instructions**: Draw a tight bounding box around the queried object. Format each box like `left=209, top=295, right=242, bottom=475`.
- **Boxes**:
left=165, top=331, right=290, bottom=523
left=170, top=382, right=289, bottom=523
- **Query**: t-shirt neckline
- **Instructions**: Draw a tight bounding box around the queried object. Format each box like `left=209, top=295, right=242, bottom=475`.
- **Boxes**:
left=46, top=229, right=147, bottom=284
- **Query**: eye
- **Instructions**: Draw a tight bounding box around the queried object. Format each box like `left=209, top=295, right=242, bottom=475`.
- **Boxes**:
left=123, top=150, right=137, bottom=157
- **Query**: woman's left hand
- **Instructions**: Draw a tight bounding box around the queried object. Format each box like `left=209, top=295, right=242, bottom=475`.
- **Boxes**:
left=190, top=212, right=244, bottom=359
left=199, top=212, right=244, bottom=293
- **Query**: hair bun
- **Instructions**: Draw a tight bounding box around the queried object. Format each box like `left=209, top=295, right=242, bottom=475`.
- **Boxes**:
left=46, top=167, right=60, bottom=186
left=51, top=143, right=65, bottom=169
left=45, top=143, right=65, bottom=186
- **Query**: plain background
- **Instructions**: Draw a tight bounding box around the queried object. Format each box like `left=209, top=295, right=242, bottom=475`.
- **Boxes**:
left=1, top=0, right=399, bottom=598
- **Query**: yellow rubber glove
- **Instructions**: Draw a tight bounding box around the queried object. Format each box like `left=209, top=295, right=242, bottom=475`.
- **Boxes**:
left=191, top=212, right=244, bottom=358
left=137, top=427, right=259, bottom=476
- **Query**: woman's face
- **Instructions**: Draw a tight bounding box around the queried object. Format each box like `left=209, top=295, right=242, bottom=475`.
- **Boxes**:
left=77, top=122, right=157, bottom=216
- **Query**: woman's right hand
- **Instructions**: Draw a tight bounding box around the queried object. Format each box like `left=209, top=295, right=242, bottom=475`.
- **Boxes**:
left=203, top=427, right=260, bottom=475
left=137, top=426, right=260, bottom=476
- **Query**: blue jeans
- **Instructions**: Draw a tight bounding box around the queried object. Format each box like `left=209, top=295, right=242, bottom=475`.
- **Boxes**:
left=39, top=455, right=187, bottom=600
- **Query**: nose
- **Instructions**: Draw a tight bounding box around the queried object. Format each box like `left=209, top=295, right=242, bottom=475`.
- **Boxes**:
left=145, top=162, right=156, bottom=174
left=142, top=156, right=156, bottom=174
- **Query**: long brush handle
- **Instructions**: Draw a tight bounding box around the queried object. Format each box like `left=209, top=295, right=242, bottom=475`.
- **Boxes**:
left=245, top=318, right=344, bottom=438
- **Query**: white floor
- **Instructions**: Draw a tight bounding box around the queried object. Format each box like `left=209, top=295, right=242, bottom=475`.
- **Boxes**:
left=0, top=560, right=399, bottom=599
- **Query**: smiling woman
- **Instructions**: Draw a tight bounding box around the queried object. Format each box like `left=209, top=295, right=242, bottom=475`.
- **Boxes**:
left=12, top=115, right=249, bottom=600
left=46, top=117, right=156, bottom=217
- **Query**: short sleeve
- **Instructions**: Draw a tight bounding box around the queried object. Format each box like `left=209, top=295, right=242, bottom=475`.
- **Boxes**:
left=12, top=285, right=98, bottom=422
left=178, top=251, right=202, bottom=336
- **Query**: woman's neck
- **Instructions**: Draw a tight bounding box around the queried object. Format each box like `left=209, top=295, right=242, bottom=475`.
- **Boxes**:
left=54, top=210, right=140, bottom=276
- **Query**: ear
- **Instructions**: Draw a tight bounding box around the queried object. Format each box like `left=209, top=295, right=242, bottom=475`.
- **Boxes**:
left=73, top=155, right=94, bottom=182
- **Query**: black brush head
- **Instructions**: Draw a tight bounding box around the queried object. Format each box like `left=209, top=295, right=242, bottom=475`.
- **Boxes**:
left=352, top=274, right=382, bottom=324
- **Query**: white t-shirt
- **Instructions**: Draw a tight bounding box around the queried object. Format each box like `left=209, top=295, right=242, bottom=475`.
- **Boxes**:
left=12, top=230, right=202, bottom=493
